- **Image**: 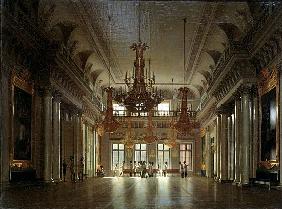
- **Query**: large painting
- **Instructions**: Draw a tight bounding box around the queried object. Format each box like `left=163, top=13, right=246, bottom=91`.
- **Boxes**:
left=261, top=88, right=276, bottom=161
left=14, top=87, right=32, bottom=160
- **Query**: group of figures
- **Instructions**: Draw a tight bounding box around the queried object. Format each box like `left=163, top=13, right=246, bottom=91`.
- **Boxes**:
left=114, top=161, right=169, bottom=178
left=62, top=156, right=84, bottom=182
left=179, top=161, right=189, bottom=178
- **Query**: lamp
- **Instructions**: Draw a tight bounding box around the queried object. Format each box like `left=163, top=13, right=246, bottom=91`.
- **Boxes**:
left=174, top=18, right=194, bottom=135
left=98, top=87, right=120, bottom=135
left=165, top=116, right=177, bottom=148
left=115, top=2, right=163, bottom=113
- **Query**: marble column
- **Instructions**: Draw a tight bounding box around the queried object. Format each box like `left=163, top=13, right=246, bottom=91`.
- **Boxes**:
left=216, top=115, right=221, bottom=179
left=252, top=92, right=258, bottom=178
left=73, top=111, right=82, bottom=180
left=240, top=86, right=251, bottom=185
left=227, top=116, right=232, bottom=180
left=52, top=94, right=61, bottom=181
left=43, top=89, right=53, bottom=182
left=234, top=96, right=241, bottom=183
left=230, top=114, right=235, bottom=180
left=279, top=67, right=282, bottom=186
left=205, top=127, right=212, bottom=178
left=220, top=113, right=228, bottom=181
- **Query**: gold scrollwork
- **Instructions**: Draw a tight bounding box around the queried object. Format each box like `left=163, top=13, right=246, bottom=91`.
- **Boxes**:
left=258, top=68, right=278, bottom=96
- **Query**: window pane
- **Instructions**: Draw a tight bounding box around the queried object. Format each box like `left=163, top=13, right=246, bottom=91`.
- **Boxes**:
left=135, top=144, right=140, bottom=150
left=141, top=144, right=146, bottom=150
left=141, top=151, right=146, bottom=161
left=180, top=151, right=185, bottom=163
left=113, top=151, right=118, bottom=166
left=135, top=151, right=140, bottom=162
left=119, top=144, right=124, bottom=150
left=187, top=144, right=192, bottom=150
left=119, top=151, right=124, bottom=163
left=158, top=144, right=163, bottom=150
left=164, top=144, right=170, bottom=150
left=113, top=144, right=118, bottom=150
left=180, top=144, right=186, bottom=150
left=164, top=151, right=170, bottom=165
left=158, top=151, right=163, bottom=165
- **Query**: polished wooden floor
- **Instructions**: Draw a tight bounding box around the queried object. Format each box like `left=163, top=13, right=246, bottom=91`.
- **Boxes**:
left=1, top=176, right=282, bottom=209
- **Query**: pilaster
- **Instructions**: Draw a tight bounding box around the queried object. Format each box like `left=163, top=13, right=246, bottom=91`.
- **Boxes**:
left=216, top=114, right=221, bottom=180
left=279, top=65, right=282, bottom=186
left=205, top=127, right=212, bottom=178
left=220, top=112, right=228, bottom=181
left=234, top=93, right=241, bottom=183
left=52, top=92, right=61, bottom=181
left=43, top=88, right=53, bottom=182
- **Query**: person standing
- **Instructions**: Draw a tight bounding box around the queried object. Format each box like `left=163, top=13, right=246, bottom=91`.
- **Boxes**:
left=129, top=161, right=133, bottom=177
left=62, top=159, right=67, bottom=182
left=184, top=161, right=188, bottom=178
left=120, top=161, right=125, bottom=176
left=78, top=157, right=84, bottom=181
left=69, top=156, right=75, bottom=182
left=163, top=162, right=168, bottom=177
left=134, top=161, right=137, bottom=177
left=179, top=161, right=184, bottom=178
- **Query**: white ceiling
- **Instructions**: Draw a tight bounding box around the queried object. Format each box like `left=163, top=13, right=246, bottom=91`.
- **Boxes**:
left=42, top=0, right=252, bottom=99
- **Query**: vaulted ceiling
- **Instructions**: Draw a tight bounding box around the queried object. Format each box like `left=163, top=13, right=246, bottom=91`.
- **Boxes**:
left=40, top=0, right=253, bottom=100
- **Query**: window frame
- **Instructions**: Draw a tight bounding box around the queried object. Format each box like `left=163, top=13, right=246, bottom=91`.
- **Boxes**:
left=134, top=144, right=147, bottom=162
left=157, top=144, right=171, bottom=169
left=179, top=143, right=193, bottom=171
left=112, top=143, right=125, bottom=170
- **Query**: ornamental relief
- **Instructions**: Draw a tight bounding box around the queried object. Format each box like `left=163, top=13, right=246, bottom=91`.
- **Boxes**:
left=257, top=67, right=278, bottom=96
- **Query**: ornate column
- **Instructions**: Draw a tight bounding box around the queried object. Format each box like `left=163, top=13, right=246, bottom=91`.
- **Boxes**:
left=227, top=116, right=233, bottom=180
left=240, top=86, right=251, bottom=185
left=73, top=109, right=82, bottom=180
left=252, top=90, right=259, bottom=178
left=279, top=66, right=282, bottom=186
left=216, top=114, right=221, bottom=179
left=234, top=94, right=241, bottom=183
left=230, top=114, right=235, bottom=180
left=220, top=111, right=228, bottom=181
left=43, top=88, right=53, bottom=182
left=52, top=92, right=61, bottom=181
left=205, top=127, right=212, bottom=178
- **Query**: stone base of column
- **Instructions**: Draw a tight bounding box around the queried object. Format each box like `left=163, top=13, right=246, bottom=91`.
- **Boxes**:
left=219, top=179, right=233, bottom=183
left=232, top=180, right=240, bottom=185
left=237, top=182, right=250, bottom=187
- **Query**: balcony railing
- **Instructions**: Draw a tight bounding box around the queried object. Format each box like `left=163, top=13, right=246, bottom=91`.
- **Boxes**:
left=113, top=110, right=197, bottom=118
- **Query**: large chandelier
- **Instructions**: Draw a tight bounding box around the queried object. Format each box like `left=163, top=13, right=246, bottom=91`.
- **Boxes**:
left=98, top=87, right=120, bottom=135
left=173, top=18, right=194, bottom=135
left=115, top=3, right=162, bottom=113
left=143, top=110, right=158, bottom=143
left=115, top=42, right=163, bottom=113
left=174, top=87, right=194, bottom=135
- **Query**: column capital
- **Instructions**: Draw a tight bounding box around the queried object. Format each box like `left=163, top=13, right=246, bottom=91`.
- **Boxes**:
left=216, top=104, right=233, bottom=116
left=238, top=84, right=254, bottom=96
left=232, top=91, right=241, bottom=101
left=70, top=106, right=83, bottom=117
left=43, top=87, right=53, bottom=97
left=52, top=90, right=62, bottom=102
